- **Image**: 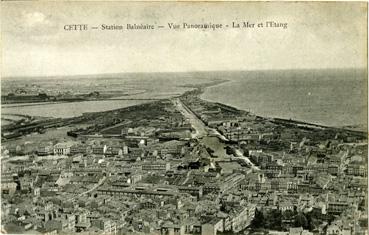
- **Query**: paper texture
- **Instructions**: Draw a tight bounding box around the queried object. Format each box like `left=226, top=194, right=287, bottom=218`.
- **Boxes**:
left=1, top=2, right=367, bottom=235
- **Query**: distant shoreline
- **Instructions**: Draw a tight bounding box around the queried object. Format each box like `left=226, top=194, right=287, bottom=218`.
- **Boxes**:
left=2, top=77, right=366, bottom=135
left=198, top=77, right=367, bottom=133
left=1, top=98, right=159, bottom=109
left=2, top=67, right=365, bottom=81
left=193, top=79, right=367, bottom=134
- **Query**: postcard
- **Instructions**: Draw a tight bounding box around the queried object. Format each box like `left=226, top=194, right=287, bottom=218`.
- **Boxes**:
left=1, top=1, right=367, bottom=235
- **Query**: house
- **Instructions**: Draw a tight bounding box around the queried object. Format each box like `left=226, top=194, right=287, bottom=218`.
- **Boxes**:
left=279, top=201, right=294, bottom=212
left=326, top=222, right=350, bottom=235
left=92, top=145, right=107, bottom=155
left=105, top=147, right=123, bottom=157
left=44, top=216, right=75, bottom=233
left=223, top=204, right=256, bottom=233
left=37, top=145, right=53, bottom=156
left=141, top=161, right=170, bottom=171
left=90, top=219, right=116, bottom=235
left=347, top=162, right=367, bottom=177
left=70, top=144, right=91, bottom=156
left=1, top=176, right=17, bottom=195
left=53, top=143, right=73, bottom=156
left=178, top=186, right=203, bottom=199
left=160, top=140, right=187, bottom=157
left=327, top=202, right=348, bottom=215
left=201, top=218, right=223, bottom=235
left=75, top=211, right=91, bottom=232
left=122, top=145, right=129, bottom=155
left=8, top=145, right=24, bottom=156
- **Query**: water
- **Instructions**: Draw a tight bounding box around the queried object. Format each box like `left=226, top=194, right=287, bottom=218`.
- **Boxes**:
left=1, top=99, right=151, bottom=118
left=1, top=73, right=199, bottom=119
left=1, top=89, right=189, bottom=119
left=201, top=69, right=367, bottom=128
left=2, top=69, right=367, bottom=129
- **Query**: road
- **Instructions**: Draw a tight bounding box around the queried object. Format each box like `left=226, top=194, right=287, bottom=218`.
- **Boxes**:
left=172, top=98, right=208, bottom=138
left=232, top=149, right=260, bottom=171
left=208, top=128, right=229, bottom=142
left=181, top=171, right=192, bottom=185
left=78, top=176, right=106, bottom=196
left=65, top=176, right=107, bottom=202
left=173, top=98, right=259, bottom=171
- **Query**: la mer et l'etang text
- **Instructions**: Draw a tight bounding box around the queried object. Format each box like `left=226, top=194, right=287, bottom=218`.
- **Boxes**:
left=63, top=21, right=288, bottom=31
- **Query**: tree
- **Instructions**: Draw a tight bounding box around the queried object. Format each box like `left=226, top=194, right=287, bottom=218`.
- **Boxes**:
left=358, top=199, right=366, bottom=211
left=294, top=213, right=308, bottom=229
left=251, top=209, right=265, bottom=228
left=38, top=93, right=49, bottom=99
left=264, top=209, right=282, bottom=230
left=306, top=209, right=322, bottom=231
left=282, top=210, right=295, bottom=220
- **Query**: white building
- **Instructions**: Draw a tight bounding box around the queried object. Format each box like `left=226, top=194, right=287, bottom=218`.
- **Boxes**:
left=53, top=143, right=73, bottom=156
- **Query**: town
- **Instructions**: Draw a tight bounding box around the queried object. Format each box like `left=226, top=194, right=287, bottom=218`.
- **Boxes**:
left=1, top=84, right=367, bottom=235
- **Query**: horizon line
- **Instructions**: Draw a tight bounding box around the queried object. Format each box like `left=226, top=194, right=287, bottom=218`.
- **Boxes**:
left=2, top=66, right=367, bottom=80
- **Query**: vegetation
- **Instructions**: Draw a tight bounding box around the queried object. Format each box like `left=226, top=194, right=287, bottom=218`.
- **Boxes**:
left=250, top=208, right=335, bottom=232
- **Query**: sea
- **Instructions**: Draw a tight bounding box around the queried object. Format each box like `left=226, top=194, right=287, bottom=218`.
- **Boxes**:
left=201, top=69, right=367, bottom=129
left=2, top=69, right=367, bottom=129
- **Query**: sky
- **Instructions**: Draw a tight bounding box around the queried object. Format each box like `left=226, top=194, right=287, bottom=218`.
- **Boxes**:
left=1, top=1, right=367, bottom=77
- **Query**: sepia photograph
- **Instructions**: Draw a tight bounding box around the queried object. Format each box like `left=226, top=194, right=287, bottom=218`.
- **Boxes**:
left=0, top=1, right=368, bottom=235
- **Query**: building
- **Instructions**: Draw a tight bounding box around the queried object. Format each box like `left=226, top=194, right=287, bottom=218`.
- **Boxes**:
left=1, top=176, right=17, bottom=195
left=141, top=161, right=171, bottom=171
left=201, top=218, right=223, bottom=235
left=105, top=147, right=123, bottom=157
left=160, top=223, right=185, bottom=235
left=327, top=202, right=348, bottom=215
left=91, top=145, right=107, bottom=155
left=347, top=162, right=367, bottom=177
left=37, top=145, right=53, bottom=156
left=45, top=214, right=75, bottom=233
left=91, top=219, right=117, bottom=235
left=178, top=186, right=203, bottom=198
left=279, top=201, right=294, bottom=212
left=70, top=144, right=91, bottom=156
left=219, top=173, right=246, bottom=193
left=53, top=143, right=73, bottom=156
left=122, top=145, right=129, bottom=155
left=223, top=204, right=256, bottom=233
